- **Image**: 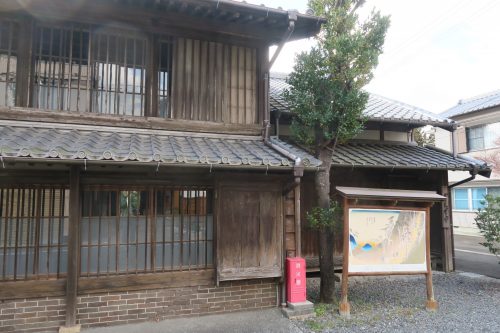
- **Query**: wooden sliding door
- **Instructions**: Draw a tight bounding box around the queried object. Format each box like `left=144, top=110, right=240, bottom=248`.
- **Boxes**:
left=217, top=184, right=282, bottom=281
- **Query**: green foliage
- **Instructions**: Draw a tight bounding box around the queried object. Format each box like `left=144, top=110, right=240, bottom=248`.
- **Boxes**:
left=314, top=303, right=333, bottom=317
left=307, top=200, right=342, bottom=231
left=284, top=0, right=390, bottom=151
left=475, top=195, right=500, bottom=262
left=414, top=128, right=435, bottom=147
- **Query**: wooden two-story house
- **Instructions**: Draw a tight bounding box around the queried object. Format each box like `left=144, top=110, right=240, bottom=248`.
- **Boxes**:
left=0, top=1, right=324, bottom=332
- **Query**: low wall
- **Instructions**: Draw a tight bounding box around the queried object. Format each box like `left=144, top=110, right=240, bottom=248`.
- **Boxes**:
left=0, top=279, right=278, bottom=332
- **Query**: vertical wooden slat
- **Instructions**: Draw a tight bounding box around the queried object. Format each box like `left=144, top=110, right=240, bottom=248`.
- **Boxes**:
left=257, top=45, right=268, bottom=126
left=65, top=166, right=80, bottom=328
left=251, top=48, right=257, bottom=124
left=192, top=39, right=200, bottom=121
left=230, top=46, right=238, bottom=124
left=65, top=26, right=73, bottom=111
left=199, top=41, right=208, bottom=121
left=215, top=43, right=223, bottom=122
left=221, top=45, right=230, bottom=123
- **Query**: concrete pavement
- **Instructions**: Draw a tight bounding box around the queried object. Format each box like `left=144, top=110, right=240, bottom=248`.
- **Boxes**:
left=454, top=234, right=499, bottom=279
left=83, top=309, right=303, bottom=333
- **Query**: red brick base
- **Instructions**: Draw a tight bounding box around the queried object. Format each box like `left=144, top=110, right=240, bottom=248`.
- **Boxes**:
left=0, top=279, right=278, bottom=332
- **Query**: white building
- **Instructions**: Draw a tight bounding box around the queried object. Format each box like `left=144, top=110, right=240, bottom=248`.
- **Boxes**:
left=436, top=91, right=500, bottom=235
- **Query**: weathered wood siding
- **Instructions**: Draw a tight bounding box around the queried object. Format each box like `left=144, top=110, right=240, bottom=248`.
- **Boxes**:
left=284, top=189, right=297, bottom=257
left=217, top=185, right=282, bottom=281
left=171, top=38, right=257, bottom=124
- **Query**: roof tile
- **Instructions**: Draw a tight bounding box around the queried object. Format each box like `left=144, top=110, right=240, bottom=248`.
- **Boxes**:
left=270, top=75, right=453, bottom=126
left=0, top=121, right=321, bottom=169
left=331, top=142, right=490, bottom=173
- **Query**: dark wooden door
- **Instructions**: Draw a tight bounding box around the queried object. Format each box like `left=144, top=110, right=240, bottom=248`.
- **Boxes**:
left=217, top=185, right=282, bottom=281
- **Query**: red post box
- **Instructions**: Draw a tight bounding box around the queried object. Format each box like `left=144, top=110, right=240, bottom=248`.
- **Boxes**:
left=286, top=257, right=307, bottom=303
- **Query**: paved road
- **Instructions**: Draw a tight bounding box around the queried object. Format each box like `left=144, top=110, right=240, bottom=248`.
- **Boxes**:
left=454, top=234, right=499, bottom=278
left=85, top=309, right=300, bottom=333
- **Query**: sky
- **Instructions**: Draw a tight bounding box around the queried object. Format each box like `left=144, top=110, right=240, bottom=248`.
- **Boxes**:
left=240, top=0, right=500, bottom=114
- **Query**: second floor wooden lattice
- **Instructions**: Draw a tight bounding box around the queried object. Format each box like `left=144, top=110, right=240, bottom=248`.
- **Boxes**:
left=0, top=18, right=258, bottom=125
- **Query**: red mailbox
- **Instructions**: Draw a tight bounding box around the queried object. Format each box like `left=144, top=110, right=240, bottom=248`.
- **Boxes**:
left=286, top=257, right=307, bottom=303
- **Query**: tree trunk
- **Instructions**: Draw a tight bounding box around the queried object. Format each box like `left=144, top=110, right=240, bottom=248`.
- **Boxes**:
left=315, top=148, right=335, bottom=303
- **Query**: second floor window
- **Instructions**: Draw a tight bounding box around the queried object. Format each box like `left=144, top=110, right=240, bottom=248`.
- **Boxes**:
left=32, top=24, right=171, bottom=117
left=466, top=122, right=500, bottom=151
left=0, top=20, right=17, bottom=107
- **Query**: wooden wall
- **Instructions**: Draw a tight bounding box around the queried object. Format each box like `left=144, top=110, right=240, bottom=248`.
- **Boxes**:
left=284, top=189, right=297, bottom=257
left=171, top=38, right=257, bottom=124
left=216, top=182, right=282, bottom=281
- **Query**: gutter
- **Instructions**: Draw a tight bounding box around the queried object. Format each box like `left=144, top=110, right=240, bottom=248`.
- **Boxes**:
left=448, top=166, right=478, bottom=189
left=451, top=123, right=458, bottom=158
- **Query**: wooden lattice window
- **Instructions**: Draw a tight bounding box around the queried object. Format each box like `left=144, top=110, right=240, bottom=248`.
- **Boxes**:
left=80, top=187, right=213, bottom=277
left=0, top=186, right=69, bottom=281
left=30, top=22, right=173, bottom=117
left=0, top=19, right=18, bottom=107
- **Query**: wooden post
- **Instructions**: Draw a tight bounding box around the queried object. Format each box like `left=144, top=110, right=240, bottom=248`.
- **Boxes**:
left=440, top=172, right=454, bottom=272
left=425, top=206, right=438, bottom=311
left=294, top=177, right=301, bottom=258
left=15, top=17, right=34, bottom=108
left=339, top=197, right=350, bottom=317
left=63, top=166, right=81, bottom=331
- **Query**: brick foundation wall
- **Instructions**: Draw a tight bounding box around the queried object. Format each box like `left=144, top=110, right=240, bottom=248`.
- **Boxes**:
left=0, top=279, right=278, bottom=332
left=0, top=297, right=66, bottom=333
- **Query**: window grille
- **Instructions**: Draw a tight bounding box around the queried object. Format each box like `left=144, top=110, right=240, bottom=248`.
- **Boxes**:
left=80, top=187, right=213, bottom=277
left=31, top=22, right=172, bottom=117
left=0, top=20, right=18, bottom=107
left=0, top=187, right=69, bottom=281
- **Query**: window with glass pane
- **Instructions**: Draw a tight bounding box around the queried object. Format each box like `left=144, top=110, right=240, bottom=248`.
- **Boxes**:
left=453, top=188, right=469, bottom=210
left=466, top=126, right=485, bottom=151
left=81, top=187, right=213, bottom=277
left=0, top=187, right=69, bottom=281
left=487, top=187, right=500, bottom=198
left=155, top=189, right=213, bottom=271
left=93, top=32, right=147, bottom=116
left=33, top=25, right=92, bottom=112
left=0, top=20, right=18, bottom=107
left=483, top=122, right=500, bottom=149
left=471, top=188, right=487, bottom=210
left=32, top=23, right=148, bottom=116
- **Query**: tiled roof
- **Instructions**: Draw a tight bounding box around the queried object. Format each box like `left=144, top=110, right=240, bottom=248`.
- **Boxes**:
left=330, top=141, right=491, bottom=175
left=0, top=121, right=321, bottom=168
left=270, top=75, right=454, bottom=127
left=441, top=90, right=500, bottom=118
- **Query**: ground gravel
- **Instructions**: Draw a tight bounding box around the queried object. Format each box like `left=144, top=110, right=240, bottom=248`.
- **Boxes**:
left=293, top=272, right=500, bottom=333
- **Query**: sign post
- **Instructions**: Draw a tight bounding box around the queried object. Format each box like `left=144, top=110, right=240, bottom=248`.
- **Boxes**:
left=336, top=187, right=444, bottom=317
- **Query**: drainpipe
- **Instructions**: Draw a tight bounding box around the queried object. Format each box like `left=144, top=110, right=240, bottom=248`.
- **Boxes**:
left=451, top=124, right=458, bottom=158
left=269, top=10, right=297, bottom=68
left=448, top=166, right=478, bottom=189
left=265, top=11, right=298, bottom=307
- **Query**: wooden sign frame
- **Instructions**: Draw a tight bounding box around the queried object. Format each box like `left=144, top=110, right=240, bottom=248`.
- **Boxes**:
left=339, top=197, right=438, bottom=317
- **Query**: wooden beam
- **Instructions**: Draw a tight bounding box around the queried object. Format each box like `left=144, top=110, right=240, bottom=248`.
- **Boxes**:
left=0, top=279, right=66, bottom=300
left=0, top=107, right=263, bottom=136
left=78, top=269, right=215, bottom=294
left=64, top=166, right=80, bottom=328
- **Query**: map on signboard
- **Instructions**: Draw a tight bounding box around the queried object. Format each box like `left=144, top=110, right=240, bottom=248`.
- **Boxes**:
left=348, top=209, right=426, bottom=273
